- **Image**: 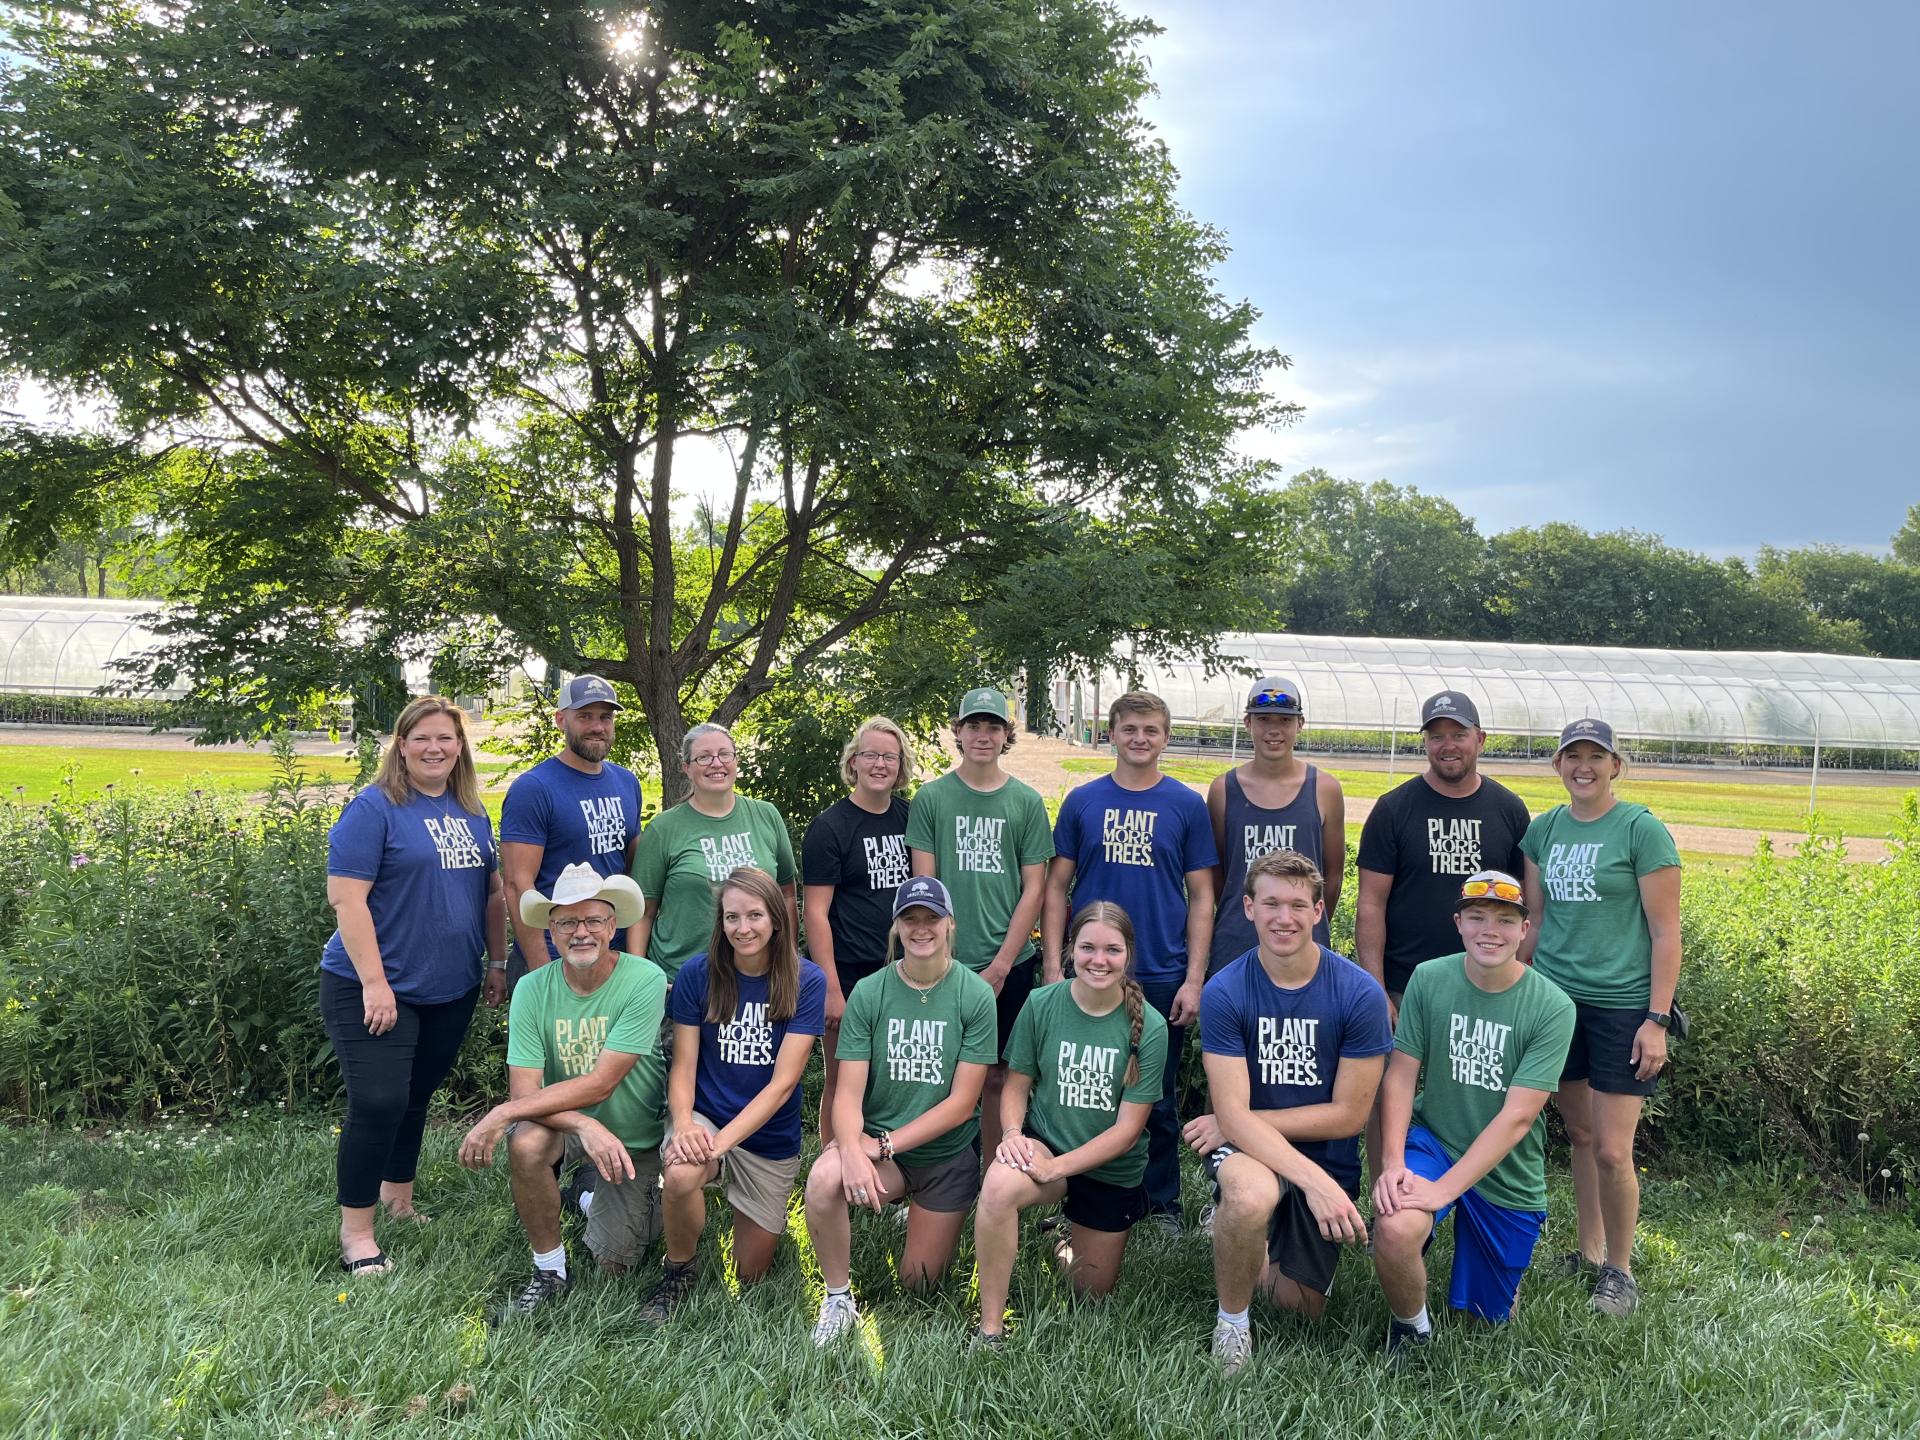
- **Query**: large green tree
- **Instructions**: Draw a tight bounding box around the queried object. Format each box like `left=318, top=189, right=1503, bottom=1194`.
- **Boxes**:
left=0, top=0, right=1287, bottom=795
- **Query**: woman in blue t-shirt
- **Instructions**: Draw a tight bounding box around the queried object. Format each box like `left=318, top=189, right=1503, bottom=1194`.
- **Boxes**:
left=646, top=866, right=826, bottom=1323
left=320, top=696, right=506, bottom=1277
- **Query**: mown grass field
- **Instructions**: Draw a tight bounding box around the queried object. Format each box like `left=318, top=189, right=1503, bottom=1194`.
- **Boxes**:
left=0, top=744, right=362, bottom=802
left=2, top=1117, right=1915, bottom=1439
left=1060, top=756, right=1919, bottom=841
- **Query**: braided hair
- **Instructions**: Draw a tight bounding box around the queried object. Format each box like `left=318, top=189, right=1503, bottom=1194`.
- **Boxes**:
left=1067, top=901, right=1145, bottom=1086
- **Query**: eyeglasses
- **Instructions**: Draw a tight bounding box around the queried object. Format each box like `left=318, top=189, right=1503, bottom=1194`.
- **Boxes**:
left=853, top=751, right=901, bottom=766
left=551, top=915, right=613, bottom=934
left=689, top=751, right=736, bottom=768
left=1247, top=687, right=1299, bottom=711
left=1460, top=878, right=1523, bottom=904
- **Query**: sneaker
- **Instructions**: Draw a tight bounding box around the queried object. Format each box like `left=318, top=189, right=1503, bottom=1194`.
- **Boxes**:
left=1591, top=1264, right=1640, bottom=1317
left=1556, top=1250, right=1600, bottom=1281
left=1038, top=1213, right=1073, bottom=1246
left=1139, top=1210, right=1185, bottom=1242
left=562, top=1160, right=597, bottom=1218
left=1211, top=1319, right=1253, bottom=1376
left=812, top=1291, right=860, bottom=1347
left=968, top=1325, right=1006, bottom=1354
left=492, top=1266, right=570, bottom=1325
left=637, top=1260, right=699, bottom=1327
left=1384, top=1319, right=1433, bottom=1369
left=1197, top=1202, right=1217, bottom=1238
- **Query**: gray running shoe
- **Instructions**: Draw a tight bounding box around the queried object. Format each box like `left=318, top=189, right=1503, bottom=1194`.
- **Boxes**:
left=812, top=1291, right=860, bottom=1347
left=1211, top=1319, right=1253, bottom=1376
left=968, top=1325, right=1007, bottom=1354
left=637, top=1260, right=698, bottom=1327
left=1591, top=1264, right=1640, bottom=1317
left=492, top=1266, right=570, bottom=1325
left=1556, top=1250, right=1600, bottom=1281
left=1197, top=1202, right=1217, bottom=1238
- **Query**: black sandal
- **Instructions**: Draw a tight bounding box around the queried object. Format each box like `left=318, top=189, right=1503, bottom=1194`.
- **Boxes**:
left=340, top=1250, right=394, bottom=1277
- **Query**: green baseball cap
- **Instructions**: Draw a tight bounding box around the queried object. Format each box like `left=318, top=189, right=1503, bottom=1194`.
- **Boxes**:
left=955, top=687, right=1012, bottom=723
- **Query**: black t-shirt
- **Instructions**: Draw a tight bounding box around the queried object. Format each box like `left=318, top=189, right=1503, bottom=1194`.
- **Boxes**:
left=1356, top=774, right=1532, bottom=993
left=801, top=795, right=912, bottom=983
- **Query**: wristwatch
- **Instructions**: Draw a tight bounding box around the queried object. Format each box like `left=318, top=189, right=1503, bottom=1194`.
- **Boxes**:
left=1645, top=1011, right=1672, bottom=1029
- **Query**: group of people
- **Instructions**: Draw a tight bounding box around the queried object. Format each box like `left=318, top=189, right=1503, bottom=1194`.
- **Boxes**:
left=317, top=674, right=1681, bottom=1368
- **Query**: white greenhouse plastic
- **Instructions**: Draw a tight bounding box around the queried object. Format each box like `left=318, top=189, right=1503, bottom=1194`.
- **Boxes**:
left=1078, top=633, right=1920, bottom=755
left=0, top=597, right=185, bottom=696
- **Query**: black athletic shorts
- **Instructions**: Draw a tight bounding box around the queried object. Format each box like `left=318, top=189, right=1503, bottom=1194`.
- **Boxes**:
left=1206, top=1145, right=1350, bottom=1297
left=992, top=957, right=1038, bottom=1056
left=1561, top=1003, right=1660, bottom=1098
left=1028, top=1125, right=1149, bottom=1234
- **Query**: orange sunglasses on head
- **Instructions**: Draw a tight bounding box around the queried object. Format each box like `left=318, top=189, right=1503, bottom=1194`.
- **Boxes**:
left=1460, top=877, right=1524, bottom=904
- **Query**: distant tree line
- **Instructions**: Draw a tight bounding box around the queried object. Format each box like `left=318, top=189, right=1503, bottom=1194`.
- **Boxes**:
left=1263, top=474, right=1920, bottom=659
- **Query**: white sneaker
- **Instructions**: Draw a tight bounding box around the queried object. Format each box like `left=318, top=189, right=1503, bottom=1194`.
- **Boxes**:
left=812, top=1291, right=860, bottom=1347
left=1197, top=1202, right=1217, bottom=1237
left=1211, top=1319, right=1253, bottom=1376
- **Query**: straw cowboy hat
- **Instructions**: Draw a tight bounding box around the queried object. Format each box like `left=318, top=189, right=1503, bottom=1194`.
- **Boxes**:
left=519, top=862, right=645, bottom=929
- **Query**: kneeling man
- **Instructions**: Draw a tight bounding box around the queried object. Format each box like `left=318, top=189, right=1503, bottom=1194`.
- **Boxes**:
left=459, top=862, right=667, bottom=1319
left=1370, top=870, right=1576, bottom=1361
left=1190, top=849, right=1391, bottom=1374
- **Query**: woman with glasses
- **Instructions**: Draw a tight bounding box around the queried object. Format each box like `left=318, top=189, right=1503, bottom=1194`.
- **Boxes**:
left=803, top=717, right=914, bottom=1143
left=631, top=723, right=798, bottom=984
left=1519, top=718, right=1681, bottom=1319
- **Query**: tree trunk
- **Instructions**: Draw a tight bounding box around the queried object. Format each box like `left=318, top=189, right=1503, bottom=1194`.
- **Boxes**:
left=643, top=676, right=690, bottom=808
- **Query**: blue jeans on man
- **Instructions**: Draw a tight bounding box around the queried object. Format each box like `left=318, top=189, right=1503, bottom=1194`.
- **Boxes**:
left=1139, top=976, right=1189, bottom=1220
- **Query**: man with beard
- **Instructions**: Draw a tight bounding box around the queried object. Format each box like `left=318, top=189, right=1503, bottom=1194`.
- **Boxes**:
left=458, top=864, right=667, bottom=1319
left=1354, top=692, right=1531, bottom=1024
left=500, top=675, right=646, bottom=987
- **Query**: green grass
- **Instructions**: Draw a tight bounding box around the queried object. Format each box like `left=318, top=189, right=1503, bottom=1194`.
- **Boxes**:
left=1060, top=757, right=1920, bottom=840
left=0, top=744, right=360, bottom=803
left=3, top=1117, right=1916, bottom=1438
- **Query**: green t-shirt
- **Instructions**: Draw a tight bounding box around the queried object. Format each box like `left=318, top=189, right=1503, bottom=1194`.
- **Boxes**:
left=837, top=960, right=998, bottom=1166
left=904, top=771, right=1054, bottom=972
left=505, top=952, right=670, bottom=1151
left=1004, top=980, right=1169, bottom=1188
left=1394, top=955, right=1576, bottom=1212
left=1518, top=801, right=1679, bottom=1006
left=633, top=796, right=796, bottom=979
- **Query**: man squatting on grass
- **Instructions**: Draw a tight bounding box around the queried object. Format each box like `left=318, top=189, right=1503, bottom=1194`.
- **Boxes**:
left=1371, top=870, right=1576, bottom=1360
left=1185, top=847, right=1393, bottom=1374
left=457, top=864, right=668, bottom=1320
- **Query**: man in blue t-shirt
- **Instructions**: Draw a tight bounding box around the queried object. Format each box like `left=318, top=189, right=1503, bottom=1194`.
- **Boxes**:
left=1187, top=848, right=1392, bottom=1375
left=1042, top=689, right=1217, bottom=1230
left=500, top=674, right=646, bottom=984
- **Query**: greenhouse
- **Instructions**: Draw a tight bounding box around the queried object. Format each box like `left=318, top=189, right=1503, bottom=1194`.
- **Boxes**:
left=0, top=597, right=186, bottom=697
left=1061, top=633, right=1920, bottom=769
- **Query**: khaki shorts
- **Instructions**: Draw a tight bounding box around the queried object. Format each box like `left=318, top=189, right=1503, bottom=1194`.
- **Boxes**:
left=510, top=1121, right=663, bottom=1268
left=665, top=1111, right=801, bottom=1236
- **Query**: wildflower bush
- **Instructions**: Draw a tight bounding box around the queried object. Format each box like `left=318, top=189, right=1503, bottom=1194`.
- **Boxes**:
left=0, top=743, right=503, bottom=1121
left=2, top=752, right=1916, bottom=1195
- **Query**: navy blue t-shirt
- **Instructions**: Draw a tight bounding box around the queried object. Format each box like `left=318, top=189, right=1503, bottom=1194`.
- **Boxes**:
left=1053, top=775, right=1219, bottom=985
left=321, top=787, right=497, bottom=1004
left=668, top=951, right=827, bottom=1160
left=1199, top=945, right=1393, bottom=1192
left=501, top=756, right=644, bottom=955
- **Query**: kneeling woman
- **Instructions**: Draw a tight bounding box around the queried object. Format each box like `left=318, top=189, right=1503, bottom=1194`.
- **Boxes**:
left=976, top=901, right=1168, bottom=1344
left=647, top=866, right=827, bottom=1324
left=804, top=876, right=997, bottom=1344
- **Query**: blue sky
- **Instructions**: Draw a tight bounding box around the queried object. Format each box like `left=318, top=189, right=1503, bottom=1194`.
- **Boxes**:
left=1137, top=2, right=1918, bottom=555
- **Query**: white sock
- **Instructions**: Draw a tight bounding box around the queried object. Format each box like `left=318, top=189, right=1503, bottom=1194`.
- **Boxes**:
left=533, top=1243, right=568, bottom=1280
left=826, top=1282, right=852, bottom=1302
left=1392, top=1304, right=1431, bottom=1334
left=577, top=1189, right=594, bottom=1218
left=1216, top=1306, right=1250, bottom=1330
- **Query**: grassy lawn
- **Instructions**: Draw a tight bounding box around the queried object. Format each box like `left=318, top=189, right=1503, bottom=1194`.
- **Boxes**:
left=1061, top=757, right=1920, bottom=839
left=2, top=1118, right=1915, bottom=1438
left=0, top=744, right=361, bottom=802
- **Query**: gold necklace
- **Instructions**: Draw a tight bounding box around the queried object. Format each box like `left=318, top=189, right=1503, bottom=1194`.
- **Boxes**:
left=897, top=958, right=948, bottom=1004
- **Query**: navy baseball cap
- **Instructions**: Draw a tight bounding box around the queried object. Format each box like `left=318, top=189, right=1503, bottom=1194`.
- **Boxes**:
left=556, top=674, right=622, bottom=711
left=1421, top=690, right=1481, bottom=729
left=1244, top=677, right=1304, bottom=716
left=1556, top=717, right=1619, bottom=756
left=892, top=875, right=953, bottom=918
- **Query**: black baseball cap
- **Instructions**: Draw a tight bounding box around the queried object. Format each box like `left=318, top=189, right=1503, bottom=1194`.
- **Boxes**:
left=1420, top=691, right=1481, bottom=730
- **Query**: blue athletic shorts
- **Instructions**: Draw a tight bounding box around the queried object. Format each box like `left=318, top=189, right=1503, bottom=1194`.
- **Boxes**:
left=1404, top=1124, right=1546, bottom=1322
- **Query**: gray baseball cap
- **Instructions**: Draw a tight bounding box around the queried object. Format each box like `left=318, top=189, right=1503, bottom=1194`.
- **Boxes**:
left=892, top=875, right=954, bottom=918
left=1244, top=677, right=1304, bottom=716
left=556, top=674, right=623, bottom=712
left=1556, top=717, right=1619, bottom=756
left=1421, top=691, right=1482, bottom=729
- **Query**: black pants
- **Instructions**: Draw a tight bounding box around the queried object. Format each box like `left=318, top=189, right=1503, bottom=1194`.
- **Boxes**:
left=320, top=971, right=480, bottom=1209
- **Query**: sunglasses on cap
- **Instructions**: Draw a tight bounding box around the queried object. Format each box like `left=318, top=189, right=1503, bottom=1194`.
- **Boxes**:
left=1247, top=687, right=1299, bottom=711
left=1459, top=877, right=1524, bottom=904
